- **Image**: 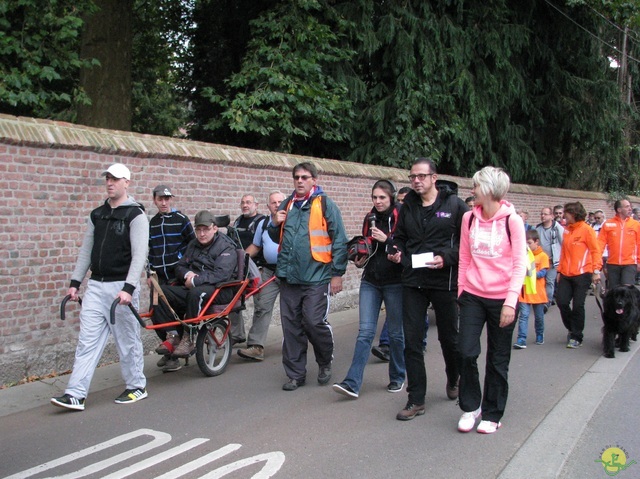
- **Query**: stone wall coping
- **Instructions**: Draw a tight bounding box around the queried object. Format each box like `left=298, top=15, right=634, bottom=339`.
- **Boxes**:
left=0, top=114, right=630, bottom=202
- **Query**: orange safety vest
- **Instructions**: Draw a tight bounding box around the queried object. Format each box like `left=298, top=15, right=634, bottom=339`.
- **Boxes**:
left=280, top=196, right=332, bottom=263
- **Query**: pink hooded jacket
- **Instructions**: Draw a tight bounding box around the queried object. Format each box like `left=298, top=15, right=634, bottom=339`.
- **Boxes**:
left=458, top=201, right=528, bottom=309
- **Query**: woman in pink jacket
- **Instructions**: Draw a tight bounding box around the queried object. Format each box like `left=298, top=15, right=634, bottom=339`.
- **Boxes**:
left=456, top=167, right=527, bottom=434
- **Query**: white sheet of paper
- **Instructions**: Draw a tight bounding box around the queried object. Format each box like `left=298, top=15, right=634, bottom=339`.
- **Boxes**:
left=412, top=252, right=434, bottom=269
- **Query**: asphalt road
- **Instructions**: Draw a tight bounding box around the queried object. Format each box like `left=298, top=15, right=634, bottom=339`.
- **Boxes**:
left=0, top=297, right=638, bottom=479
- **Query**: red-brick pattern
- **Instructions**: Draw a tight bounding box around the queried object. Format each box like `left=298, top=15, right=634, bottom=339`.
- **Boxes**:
left=0, top=114, right=634, bottom=384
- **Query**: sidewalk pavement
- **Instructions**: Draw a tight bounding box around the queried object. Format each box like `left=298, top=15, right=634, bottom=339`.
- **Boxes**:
left=1, top=300, right=638, bottom=478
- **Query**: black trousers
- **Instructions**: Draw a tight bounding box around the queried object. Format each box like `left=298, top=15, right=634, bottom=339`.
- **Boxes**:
left=402, top=286, right=459, bottom=405
left=556, top=273, right=591, bottom=343
left=153, top=284, right=235, bottom=333
left=458, top=292, right=515, bottom=423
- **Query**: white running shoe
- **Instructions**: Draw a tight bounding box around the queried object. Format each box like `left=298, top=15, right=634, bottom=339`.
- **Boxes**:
left=477, top=420, right=502, bottom=434
left=457, top=407, right=481, bottom=432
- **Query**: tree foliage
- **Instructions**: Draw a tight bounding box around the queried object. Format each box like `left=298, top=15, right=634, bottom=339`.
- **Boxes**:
left=0, top=0, right=98, bottom=120
left=1, top=0, right=639, bottom=193
left=131, top=0, right=193, bottom=136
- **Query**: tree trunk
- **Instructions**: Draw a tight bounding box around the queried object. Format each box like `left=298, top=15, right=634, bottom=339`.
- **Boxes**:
left=77, top=0, right=133, bottom=130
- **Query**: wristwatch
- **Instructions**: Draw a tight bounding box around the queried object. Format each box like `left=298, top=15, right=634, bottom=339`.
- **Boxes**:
left=593, top=270, right=601, bottom=274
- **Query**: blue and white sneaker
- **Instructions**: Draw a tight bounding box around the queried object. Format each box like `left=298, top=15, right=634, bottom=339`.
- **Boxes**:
left=513, top=339, right=527, bottom=349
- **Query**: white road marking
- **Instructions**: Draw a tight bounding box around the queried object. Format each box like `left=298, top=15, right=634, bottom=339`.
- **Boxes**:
left=154, top=444, right=242, bottom=479
left=6, top=429, right=171, bottom=479
left=7, top=429, right=285, bottom=479
left=198, top=452, right=286, bottom=479
left=100, top=438, right=211, bottom=479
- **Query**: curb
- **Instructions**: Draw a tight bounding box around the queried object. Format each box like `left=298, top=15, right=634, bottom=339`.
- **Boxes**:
left=497, top=339, right=640, bottom=479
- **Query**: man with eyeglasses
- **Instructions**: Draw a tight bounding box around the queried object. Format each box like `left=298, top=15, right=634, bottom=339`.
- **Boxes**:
left=229, top=194, right=266, bottom=345
left=553, top=205, right=566, bottom=226
left=270, top=162, right=348, bottom=391
left=536, top=207, right=564, bottom=310
left=152, top=210, right=238, bottom=359
left=388, top=157, right=468, bottom=420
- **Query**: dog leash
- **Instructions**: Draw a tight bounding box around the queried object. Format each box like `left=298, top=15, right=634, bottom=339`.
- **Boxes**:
left=593, top=283, right=605, bottom=316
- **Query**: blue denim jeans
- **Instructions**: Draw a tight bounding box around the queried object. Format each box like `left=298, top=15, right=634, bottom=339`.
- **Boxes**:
left=516, top=303, right=545, bottom=342
left=342, top=281, right=405, bottom=394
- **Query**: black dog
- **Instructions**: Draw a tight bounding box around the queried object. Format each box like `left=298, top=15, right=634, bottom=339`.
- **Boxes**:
left=601, top=285, right=640, bottom=358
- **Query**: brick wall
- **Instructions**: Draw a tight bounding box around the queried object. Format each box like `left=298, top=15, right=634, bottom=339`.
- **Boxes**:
left=0, top=114, right=635, bottom=385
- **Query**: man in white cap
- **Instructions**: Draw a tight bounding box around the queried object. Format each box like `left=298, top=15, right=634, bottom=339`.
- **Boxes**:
left=51, top=163, right=149, bottom=411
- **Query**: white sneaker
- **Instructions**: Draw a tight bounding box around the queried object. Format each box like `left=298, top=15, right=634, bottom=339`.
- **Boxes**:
left=457, top=407, right=481, bottom=432
left=477, top=420, right=502, bottom=434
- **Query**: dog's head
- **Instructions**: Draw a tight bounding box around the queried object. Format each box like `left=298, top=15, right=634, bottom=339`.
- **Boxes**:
left=604, top=286, right=637, bottom=316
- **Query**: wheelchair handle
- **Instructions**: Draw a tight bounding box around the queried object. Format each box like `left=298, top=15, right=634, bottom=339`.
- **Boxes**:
left=109, top=298, right=146, bottom=327
left=60, top=294, right=82, bottom=321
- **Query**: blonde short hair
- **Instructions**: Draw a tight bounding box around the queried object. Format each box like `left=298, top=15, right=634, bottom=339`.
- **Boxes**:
left=472, top=166, right=510, bottom=201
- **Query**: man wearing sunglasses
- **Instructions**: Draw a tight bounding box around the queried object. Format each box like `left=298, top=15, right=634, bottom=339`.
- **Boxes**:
left=270, top=162, right=348, bottom=391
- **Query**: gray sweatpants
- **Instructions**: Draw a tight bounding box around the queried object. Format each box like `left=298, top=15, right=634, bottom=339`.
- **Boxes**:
left=65, top=279, right=146, bottom=399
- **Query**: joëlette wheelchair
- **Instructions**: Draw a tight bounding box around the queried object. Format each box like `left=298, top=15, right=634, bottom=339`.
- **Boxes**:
left=61, top=214, right=276, bottom=377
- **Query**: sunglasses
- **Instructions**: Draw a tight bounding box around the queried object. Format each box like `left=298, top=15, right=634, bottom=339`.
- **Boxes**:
left=294, top=175, right=313, bottom=181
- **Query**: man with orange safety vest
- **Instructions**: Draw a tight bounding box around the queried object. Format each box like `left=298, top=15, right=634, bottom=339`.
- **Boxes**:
left=597, top=199, right=640, bottom=290
left=269, top=162, right=348, bottom=392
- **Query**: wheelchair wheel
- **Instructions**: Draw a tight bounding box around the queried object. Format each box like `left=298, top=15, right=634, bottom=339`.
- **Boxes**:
left=196, top=319, right=231, bottom=377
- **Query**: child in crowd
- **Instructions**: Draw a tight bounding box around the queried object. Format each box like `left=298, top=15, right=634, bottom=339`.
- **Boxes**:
left=514, top=230, right=550, bottom=348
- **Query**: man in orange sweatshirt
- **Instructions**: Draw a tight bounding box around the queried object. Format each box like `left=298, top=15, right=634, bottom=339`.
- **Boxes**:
left=597, top=199, right=640, bottom=290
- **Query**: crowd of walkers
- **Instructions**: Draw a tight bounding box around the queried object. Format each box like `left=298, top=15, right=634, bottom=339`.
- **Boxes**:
left=51, top=159, right=640, bottom=436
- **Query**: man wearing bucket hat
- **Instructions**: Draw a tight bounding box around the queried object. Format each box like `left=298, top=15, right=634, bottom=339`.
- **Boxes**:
left=51, top=163, right=149, bottom=411
left=152, top=210, right=238, bottom=359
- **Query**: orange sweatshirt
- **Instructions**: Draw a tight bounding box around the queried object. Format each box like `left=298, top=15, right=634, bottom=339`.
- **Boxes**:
left=558, top=221, right=602, bottom=277
left=597, top=216, right=640, bottom=265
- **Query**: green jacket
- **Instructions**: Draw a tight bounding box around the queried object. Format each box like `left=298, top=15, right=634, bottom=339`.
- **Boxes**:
left=274, top=189, right=348, bottom=285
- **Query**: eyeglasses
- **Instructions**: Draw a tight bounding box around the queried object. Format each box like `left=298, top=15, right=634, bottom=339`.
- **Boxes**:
left=408, top=173, right=434, bottom=181
left=195, top=226, right=214, bottom=233
left=293, top=175, right=313, bottom=181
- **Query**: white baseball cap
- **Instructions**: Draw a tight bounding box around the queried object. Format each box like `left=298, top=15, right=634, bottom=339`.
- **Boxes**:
left=102, top=163, right=131, bottom=180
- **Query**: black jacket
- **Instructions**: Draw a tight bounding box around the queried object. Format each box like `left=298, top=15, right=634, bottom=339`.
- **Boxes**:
left=174, top=233, right=238, bottom=287
left=393, top=184, right=468, bottom=290
left=360, top=204, right=403, bottom=286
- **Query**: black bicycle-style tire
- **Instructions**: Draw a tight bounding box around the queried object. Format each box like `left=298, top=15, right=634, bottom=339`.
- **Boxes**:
left=195, top=319, right=231, bottom=377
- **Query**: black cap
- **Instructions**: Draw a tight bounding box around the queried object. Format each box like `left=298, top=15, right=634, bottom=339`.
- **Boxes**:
left=153, top=185, right=174, bottom=197
left=194, top=210, right=216, bottom=227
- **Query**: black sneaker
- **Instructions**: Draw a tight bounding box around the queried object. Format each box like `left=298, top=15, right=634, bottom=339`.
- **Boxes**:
left=333, top=382, right=359, bottom=398
left=51, top=394, right=85, bottom=411
left=282, top=378, right=305, bottom=391
left=317, top=365, right=332, bottom=385
left=387, top=382, right=405, bottom=393
left=162, top=358, right=182, bottom=372
left=371, top=345, right=390, bottom=362
left=114, top=388, right=148, bottom=404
